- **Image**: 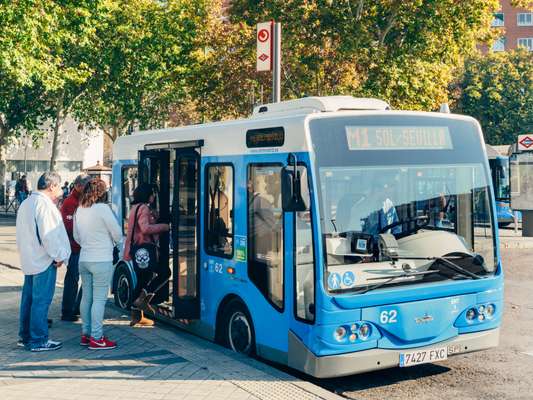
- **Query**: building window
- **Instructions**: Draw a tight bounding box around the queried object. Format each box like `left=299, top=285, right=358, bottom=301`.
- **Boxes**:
left=6, top=160, right=82, bottom=173
left=205, top=164, right=234, bottom=258
left=248, top=164, right=284, bottom=310
left=294, top=165, right=315, bottom=322
left=492, top=37, right=506, bottom=52
left=517, top=13, right=533, bottom=26
left=492, top=13, right=505, bottom=27
left=121, top=166, right=138, bottom=233
left=517, top=38, right=533, bottom=51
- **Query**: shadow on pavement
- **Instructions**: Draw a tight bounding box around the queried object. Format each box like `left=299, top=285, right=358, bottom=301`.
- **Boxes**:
left=300, top=363, right=450, bottom=394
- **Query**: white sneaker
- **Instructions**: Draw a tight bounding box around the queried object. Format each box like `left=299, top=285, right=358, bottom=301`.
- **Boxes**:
left=30, top=340, right=62, bottom=352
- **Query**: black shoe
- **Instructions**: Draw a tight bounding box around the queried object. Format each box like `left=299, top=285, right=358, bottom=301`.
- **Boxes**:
left=47, top=319, right=53, bottom=328
left=61, top=314, right=79, bottom=322
left=17, top=339, right=27, bottom=348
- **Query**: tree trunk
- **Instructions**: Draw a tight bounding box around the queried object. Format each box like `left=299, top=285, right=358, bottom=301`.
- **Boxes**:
left=0, top=128, right=7, bottom=205
left=50, top=91, right=65, bottom=172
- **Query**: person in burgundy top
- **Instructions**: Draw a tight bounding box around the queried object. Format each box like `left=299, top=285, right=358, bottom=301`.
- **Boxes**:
left=123, top=183, right=169, bottom=326
left=60, top=173, right=91, bottom=321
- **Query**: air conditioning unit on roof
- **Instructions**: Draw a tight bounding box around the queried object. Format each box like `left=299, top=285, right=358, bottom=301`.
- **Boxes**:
left=252, top=96, right=390, bottom=116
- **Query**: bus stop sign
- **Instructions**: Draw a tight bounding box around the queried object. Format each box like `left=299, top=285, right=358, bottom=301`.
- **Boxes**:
left=256, top=22, right=273, bottom=72
left=518, top=134, right=533, bottom=151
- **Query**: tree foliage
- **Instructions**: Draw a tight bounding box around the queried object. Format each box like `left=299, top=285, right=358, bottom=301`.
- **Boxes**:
left=227, top=0, right=505, bottom=111
left=453, top=49, right=533, bottom=145
left=74, top=0, right=212, bottom=140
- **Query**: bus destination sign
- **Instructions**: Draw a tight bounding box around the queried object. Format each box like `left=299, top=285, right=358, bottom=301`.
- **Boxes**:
left=346, top=126, right=453, bottom=150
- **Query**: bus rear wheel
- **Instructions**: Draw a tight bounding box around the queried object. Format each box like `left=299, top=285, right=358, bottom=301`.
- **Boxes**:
left=220, top=300, right=255, bottom=356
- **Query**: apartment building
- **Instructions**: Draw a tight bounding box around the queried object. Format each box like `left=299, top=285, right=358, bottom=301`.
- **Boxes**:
left=491, top=0, right=533, bottom=52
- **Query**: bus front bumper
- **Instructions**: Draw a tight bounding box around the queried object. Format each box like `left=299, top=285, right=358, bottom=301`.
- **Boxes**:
left=288, top=328, right=500, bottom=378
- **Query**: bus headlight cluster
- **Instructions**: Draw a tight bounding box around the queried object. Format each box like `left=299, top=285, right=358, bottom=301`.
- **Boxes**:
left=334, top=326, right=347, bottom=342
left=465, top=303, right=496, bottom=323
left=334, top=323, right=373, bottom=343
left=359, top=323, right=371, bottom=340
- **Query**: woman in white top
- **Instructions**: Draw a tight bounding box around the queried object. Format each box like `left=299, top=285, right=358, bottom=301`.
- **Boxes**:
left=74, top=178, right=122, bottom=350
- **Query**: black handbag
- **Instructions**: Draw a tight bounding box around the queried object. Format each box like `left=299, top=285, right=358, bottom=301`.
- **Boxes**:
left=129, top=204, right=158, bottom=272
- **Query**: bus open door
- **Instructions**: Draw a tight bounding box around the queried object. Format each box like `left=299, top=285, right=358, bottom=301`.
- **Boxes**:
left=138, top=145, right=201, bottom=320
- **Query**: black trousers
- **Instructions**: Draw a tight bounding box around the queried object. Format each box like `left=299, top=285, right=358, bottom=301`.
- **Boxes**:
left=137, top=263, right=171, bottom=304
left=61, top=252, right=82, bottom=316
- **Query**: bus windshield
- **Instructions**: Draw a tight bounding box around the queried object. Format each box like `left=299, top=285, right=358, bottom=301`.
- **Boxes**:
left=310, top=115, right=497, bottom=294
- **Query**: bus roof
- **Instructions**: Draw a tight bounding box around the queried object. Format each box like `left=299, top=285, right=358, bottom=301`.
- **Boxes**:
left=112, top=96, right=481, bottom=161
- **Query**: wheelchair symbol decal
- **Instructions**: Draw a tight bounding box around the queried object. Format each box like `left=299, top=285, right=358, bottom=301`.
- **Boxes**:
left=342, top=271, right=355, bottom=287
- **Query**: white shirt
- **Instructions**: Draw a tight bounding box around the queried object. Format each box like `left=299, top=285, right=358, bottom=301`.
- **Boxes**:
left=16, top=192, right=71, bottom=275
left=74, top=203, right=122, bottom=263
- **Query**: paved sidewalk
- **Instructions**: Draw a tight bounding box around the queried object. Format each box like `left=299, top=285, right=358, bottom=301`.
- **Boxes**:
left=0, top=267, right=340, bottom=400
left=498, top=227, right=533, bottom=249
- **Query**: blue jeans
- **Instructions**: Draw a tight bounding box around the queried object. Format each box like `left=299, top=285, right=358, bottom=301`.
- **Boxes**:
left=19, top=264, right=57, bottom=349
left=79, top=261, right=114, bottom=339
left=62, top=252, right=82, bottom=317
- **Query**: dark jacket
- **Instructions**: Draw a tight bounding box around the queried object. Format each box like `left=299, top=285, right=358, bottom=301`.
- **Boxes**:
left=60, top=190, right=81, bottom=253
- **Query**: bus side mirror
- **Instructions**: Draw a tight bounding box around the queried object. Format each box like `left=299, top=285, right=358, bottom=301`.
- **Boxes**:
left=282, top=156, right=308, bottom=212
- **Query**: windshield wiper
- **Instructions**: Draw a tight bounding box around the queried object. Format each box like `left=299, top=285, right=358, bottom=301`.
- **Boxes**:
left=354, top=270, right=440, bottom=294
left=392, top=255, right=485, bottom=280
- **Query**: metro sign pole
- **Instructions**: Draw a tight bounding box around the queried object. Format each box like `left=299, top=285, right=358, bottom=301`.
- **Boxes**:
left=257, top=21, right=281, bottom=103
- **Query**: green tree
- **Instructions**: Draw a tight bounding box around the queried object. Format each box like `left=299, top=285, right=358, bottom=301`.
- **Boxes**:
left=43, top=1, right=112, bottom=171
left=75, top=0, right=211, bottom=142
left=0, top=0, right=67, bottom=201
left=453, top=49, right=533, bottom=145
left=227, top=0, right=506, bottom=110
left=189, top=4, right=262, bottom=122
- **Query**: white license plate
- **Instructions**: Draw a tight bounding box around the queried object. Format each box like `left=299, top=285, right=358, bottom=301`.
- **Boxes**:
left=399, top=346, right=448, bottom=367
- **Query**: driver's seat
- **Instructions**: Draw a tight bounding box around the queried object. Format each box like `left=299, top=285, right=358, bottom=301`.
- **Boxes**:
left=336, top=194, right=365, bottom=232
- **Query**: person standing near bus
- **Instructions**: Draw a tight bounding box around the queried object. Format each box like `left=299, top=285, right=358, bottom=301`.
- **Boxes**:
left=74, top=178, right=122, bottom=350
left=123, top=183, right=170, bottom=327
left=60, top=173, right=91, bottom=322
left=15, top=175, right=30, bottom=204
left=16, top=172, right=71, bottom=351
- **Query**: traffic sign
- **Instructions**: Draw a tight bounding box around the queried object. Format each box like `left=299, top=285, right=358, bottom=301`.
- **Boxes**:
left=518, top=134, right=533, bottom=151
left=256, top=22, right=273, bottom=72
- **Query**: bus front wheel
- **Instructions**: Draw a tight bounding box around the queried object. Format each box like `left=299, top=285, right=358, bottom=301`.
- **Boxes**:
left=220, top=299, right=255, bottom=356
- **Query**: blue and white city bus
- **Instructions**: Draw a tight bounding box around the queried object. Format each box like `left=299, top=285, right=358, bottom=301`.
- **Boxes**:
left=486, top=147, right=519, bottom=226
left=110, top=96, right=502, bottom=378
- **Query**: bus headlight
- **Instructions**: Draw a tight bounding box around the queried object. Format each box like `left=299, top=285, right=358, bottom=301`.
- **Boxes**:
left=486, top=304, right=495, bottom=318
left=349, top=333, right=358, bottom=342
left=334, top=326, right=347, bottom=342
left=477, top=305, right=485, bottom=315
left=466, top=308, right=476, bottom=321
left=359, top=323, right=371, bottom=340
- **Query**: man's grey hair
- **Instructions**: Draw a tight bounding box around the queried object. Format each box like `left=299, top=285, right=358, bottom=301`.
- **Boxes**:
left=74, top=173, right=91, bottom=187
left=37, top=172, right=62, bottom=190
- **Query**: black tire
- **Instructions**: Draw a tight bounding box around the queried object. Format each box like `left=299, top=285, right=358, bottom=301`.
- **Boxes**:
left=220, top=299, right=256, bottom=356
left=113, top=264, right=135, bottom=310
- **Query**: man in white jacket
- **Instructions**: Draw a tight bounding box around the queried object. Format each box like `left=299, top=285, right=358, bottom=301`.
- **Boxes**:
left=16, top=172, right=71, bottom=352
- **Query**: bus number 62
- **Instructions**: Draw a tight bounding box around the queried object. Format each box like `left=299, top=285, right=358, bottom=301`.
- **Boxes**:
left=380, top=310, right=398, bottom=324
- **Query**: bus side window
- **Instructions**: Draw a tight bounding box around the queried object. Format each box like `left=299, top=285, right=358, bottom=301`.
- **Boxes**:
left=121, top=166, right=138, bottom=233
left=248, top=164, right=284, bottom=310
left=295, top=165, right=315, bottom=322
left=205, top=164, right=234, bottom=257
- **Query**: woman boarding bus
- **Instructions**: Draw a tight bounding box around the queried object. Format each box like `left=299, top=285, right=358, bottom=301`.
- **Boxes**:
left=110, top=96, right=502, bottom=378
